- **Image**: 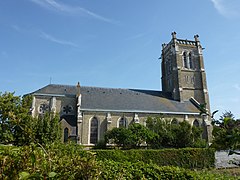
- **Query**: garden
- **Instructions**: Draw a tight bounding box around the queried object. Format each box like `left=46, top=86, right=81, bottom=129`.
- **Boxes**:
left=1, top=92, right=240, bottom=179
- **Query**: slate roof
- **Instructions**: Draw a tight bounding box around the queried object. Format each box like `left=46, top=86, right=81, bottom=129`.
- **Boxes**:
left=33, top=84, right=200, bottom=114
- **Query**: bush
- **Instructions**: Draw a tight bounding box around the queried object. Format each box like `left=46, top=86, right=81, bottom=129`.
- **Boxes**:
left=94, top=148, right=215, bottom=169
left=0, top=143, right=100, bottom=179
left=99, top=160, right=194, bottom=179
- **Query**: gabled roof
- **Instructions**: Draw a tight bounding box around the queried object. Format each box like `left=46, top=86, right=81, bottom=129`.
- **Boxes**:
left=32, top=84, right=200, bottom=115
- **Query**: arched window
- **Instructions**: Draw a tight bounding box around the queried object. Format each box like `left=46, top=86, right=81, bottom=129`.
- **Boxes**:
left=90, top=117, right=98, bottom=144
left=183, top=52, right=188, bottom=68
left=193, top=119, right=200, bottom=127
left=171, top=118, right=178, bottom=125
left=119, top=117, right=127, bottom=128
left=64, top=128, right=69, bottom=142
left=189, top=52, right=194, bottom=69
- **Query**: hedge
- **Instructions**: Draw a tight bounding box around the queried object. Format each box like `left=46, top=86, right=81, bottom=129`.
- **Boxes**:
left=94, top=148, right=215, bottom=169
left=99, top=160, right=194, bottom=179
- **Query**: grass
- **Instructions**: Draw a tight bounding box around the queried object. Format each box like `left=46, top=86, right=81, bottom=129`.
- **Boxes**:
left=211, top=167, right=240, bottom=177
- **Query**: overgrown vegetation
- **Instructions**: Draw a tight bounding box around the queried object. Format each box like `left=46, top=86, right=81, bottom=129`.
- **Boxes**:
left=94, top=148, right=215, bottom=169
left=211, top=111, right=240, bottom=150
left=0, top=144, right=236, bottom=179
left=0, top=92, right=61, bottom=146
left=104, top=116, right=206, bottom=149
left=1, top=91, right=240, bottom=179
left=0, top=143, right=100, bottom=179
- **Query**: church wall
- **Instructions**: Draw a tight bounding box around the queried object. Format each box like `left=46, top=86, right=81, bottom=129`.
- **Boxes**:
left=33, top=95, right=77, bottom=116
left=79, top=111, right=203, bottom=145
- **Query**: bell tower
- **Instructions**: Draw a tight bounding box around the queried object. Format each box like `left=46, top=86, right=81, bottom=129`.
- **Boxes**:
left=161, top=32, right=210, bottom=112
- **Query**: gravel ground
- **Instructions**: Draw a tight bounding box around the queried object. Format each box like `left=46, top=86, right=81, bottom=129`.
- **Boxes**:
left=215, top=151, right=240, bottom=168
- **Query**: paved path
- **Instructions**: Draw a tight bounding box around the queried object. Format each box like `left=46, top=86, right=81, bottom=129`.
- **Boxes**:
left=215, top=151, right=240, bottom=168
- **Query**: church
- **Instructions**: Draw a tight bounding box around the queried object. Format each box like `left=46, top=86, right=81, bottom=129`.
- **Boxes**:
left=30, top=32, right=212, bottom=145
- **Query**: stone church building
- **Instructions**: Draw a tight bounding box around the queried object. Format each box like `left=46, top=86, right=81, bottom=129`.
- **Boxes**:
left=30, top=32, right=212, bottom=145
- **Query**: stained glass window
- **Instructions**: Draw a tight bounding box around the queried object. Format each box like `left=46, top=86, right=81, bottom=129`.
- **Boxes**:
left=90, top=117, right=98, bottom=144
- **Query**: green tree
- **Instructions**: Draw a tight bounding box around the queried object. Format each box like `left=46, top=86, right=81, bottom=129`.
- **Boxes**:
left=0, top=92, right=34, bottom=145
left=128, top=123, right=157, bottom=148
left=105, top=123, right=157, bottom=149
left=105, top=127, right=132, bottom=149
left=0, top=92, right=61, bottom=146
left=34, top=113, right=61, bottom=145
left=211, top=111, right=240, bottom=150
left=146, top=116, right=206, bottom=148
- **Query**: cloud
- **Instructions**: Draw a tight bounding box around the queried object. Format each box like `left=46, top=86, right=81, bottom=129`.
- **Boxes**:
left=125, top=33, right=146, bottom=41
left=11, top=24, right=79, bottom=48
left=211, top=0, right=240, bottom=18
left=39, top=31, right=79, bottom=48
left=29, top=0, right=118, bottom=24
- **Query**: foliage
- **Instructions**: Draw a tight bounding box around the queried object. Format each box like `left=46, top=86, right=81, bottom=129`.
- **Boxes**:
left=34, top=113, right=61, bottom=145
left=99, top=160, right=194, bottom=179
left=211, top=111, right=240, bottom=150
left=105, top=123, right=157, bottom=149
left=0, top=143, right=100, bottom=179
left=94, top=148, right=216, bottom=169
left=0, top=92, right=34, bottom=145
left=0, top=92, right=61, bottom=146
left=0, top=144, right=223, bottom=179
left=104, top=117, right=206, bottom=149
left=146, top=117, right=207, bottom=148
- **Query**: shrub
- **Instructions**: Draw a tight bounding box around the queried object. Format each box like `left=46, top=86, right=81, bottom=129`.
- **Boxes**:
left=95, top=148, right=215, bottom=169
left=0, top=143, right=100, bottom=179
left=99, top=160, right=194, bottom=179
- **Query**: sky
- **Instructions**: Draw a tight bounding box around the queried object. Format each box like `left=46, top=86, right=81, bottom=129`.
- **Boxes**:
left=0, top=0, right=240, bottom=119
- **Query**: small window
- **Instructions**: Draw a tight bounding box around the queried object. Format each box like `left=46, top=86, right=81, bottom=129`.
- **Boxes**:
left=64, top=128, right=69, bottom=142
left=119, top=117, right=127, bottom=128
left=90, top=117, right=98, bottom=144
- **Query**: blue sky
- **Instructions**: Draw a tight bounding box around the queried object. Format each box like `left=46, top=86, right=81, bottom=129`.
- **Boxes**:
left=0, top=0, right=240, bottom=119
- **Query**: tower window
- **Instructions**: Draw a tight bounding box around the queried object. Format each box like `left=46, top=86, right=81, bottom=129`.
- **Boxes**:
left=90, top=117, right=98, bottom=144
left=189, top=53, right=194, bottom=69
left=183, top=52, right=188, bottom=68
left=183, top=51, right=194, bottom=69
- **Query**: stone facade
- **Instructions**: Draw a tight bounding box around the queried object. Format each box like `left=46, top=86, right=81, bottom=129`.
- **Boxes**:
left=30, top=33, right=212, bottom=145
left=161, top=32, right=210, bottom=112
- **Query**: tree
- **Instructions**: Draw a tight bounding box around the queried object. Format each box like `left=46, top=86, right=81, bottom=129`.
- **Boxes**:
left=34, top=113, right=61, bottom=145
left=211, top=111, right=240, bottom=150
left=105, top=127, right=132, bottom=149
left=146, top=117, right=206, bottom=148
left=0, top=92, right=61, bottom=146
left=0, top=92, right=34, bottom=145
left=128, top=123, right=157, bottom=148
left=105, top=123, right=157, bottom=149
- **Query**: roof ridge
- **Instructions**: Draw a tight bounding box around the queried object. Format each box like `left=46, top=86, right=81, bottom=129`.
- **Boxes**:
left=37, top=83, right=164, bottom=94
